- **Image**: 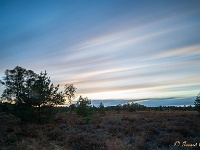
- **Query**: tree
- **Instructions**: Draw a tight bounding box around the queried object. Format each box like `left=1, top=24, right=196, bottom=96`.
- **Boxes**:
left=0, top=66, right=65, bottom=123
left=0, top=66, right=37, bottom=104
left=194, top=92, right=200, bottom=114
left=0, top=67, right=65, bottom=107
left=64, top=84, right=76, bottom=113
left=28, top=71, right=65, bottom=107
left=28, top=71, right=65, bottom=123
left=98, top=102, right=105, bottom=115
left=76, top=96, right=91, bottom=117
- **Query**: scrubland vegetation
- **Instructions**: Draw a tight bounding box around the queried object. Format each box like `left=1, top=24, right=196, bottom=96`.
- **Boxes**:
left=0, top=109, right=200, bottom=150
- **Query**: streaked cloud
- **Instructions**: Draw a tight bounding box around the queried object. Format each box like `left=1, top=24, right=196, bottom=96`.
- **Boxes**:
left=0, top=0, right=200, bottom=106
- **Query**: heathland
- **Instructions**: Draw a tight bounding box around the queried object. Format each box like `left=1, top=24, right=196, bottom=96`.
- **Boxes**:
left=0, top=109, right=200, bottom=150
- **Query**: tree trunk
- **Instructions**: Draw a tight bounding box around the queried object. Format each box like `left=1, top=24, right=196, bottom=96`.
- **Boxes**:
left=69, top=105, right=72, bottom=113
left=38, top=105, right=41, bottom=124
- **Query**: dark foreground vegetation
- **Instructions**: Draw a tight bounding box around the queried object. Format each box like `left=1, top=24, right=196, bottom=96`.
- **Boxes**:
left=1, top=66, right=200, bottom=149
left=0, top=109, right=200, bottom=150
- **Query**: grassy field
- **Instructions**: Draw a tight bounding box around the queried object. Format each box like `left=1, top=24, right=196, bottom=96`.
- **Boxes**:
left=0, top=110, right=200, bottom=150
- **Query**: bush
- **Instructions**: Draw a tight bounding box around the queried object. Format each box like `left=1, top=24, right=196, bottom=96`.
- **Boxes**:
left=84, top=117, right=92, bottom=125
left=76, top=96, right=92, bottom=117
left=0, top=103, right=56, bottom=123
left=98, top=102, right=105, bottom=115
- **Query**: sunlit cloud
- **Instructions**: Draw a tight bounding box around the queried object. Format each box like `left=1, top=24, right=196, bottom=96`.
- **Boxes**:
left=149, top=44, right=200, bottom=60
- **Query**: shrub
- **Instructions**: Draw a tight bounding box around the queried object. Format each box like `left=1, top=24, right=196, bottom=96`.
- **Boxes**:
left=13, top=105, right=56, bottom=123
left=76, top=96, right=92, bottom=117
left=98, top=102, right=106, bottom=115
left=84, top=117, right=92, bottom=125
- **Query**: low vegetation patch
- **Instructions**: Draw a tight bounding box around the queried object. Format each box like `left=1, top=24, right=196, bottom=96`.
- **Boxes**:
left=0, top=110, right=200, bottom=150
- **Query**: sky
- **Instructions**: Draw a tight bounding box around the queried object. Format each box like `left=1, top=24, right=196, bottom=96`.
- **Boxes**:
left=0, top=0, right=200, bottom=106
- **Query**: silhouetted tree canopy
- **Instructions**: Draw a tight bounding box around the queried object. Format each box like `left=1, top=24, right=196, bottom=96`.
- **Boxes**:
left=0, top=66, right=69, bottom=123
left=76, top=96, right=92, bottom=117
left=64, top=84, right=76, bottom=113
left=27, top=71, right=65, bottom=107
left=0, top=66, right=65, bottom=107
left=194, top=92, right=200, bottom=113
left=0, top=66, right=37, bottom=104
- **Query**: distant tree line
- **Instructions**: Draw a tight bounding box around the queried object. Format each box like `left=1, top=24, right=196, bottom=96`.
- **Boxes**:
left=105, top=104, right=196, bottom=112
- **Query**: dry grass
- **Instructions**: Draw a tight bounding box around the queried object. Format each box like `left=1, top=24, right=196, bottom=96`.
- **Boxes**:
left=0, top=111, right=200, bottom=150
